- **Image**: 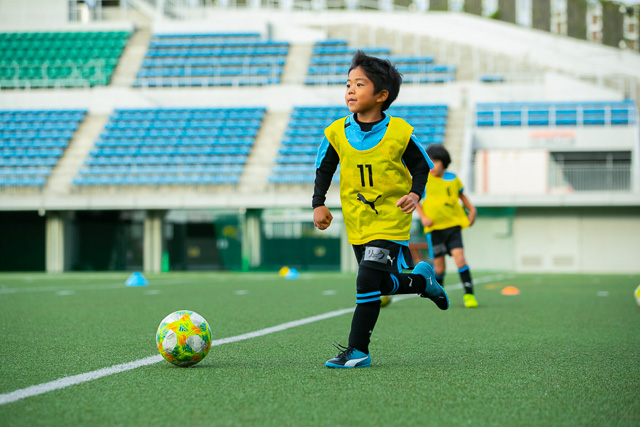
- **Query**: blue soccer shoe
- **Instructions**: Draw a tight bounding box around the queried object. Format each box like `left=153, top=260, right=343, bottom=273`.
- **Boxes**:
left=413, top=262, right=449, bottom=310
left=326, top=343, right=371, bottom=368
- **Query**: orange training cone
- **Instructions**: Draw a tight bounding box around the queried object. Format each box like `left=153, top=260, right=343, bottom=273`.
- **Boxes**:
left=501, top=286, right=520, bottom=296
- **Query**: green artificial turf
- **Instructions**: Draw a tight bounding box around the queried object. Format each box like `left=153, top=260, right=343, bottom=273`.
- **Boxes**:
left=0, top=272, right=638, bottom=426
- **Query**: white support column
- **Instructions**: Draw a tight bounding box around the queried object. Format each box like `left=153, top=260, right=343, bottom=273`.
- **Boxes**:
left=415, top=0, right=428, bottom=12
left=156, top=0, right=165, bottom=19
left=380, top=0, right=393, bottom=11
left=312, top=0, right=327, bottom=10
left=46, top=211, right=65, bottom=273
left=632, top=122, right=640, bottom=193
left=241, top=209, right=262, bottom=271
left=144, top=210, right=164, bottom=273
left=280, top=0, right=293, bottom=11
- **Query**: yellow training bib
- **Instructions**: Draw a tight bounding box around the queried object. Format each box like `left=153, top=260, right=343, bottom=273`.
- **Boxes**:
left=421, top=172, right=470, bottom=233
left=325, top=116, right=414, bottom=245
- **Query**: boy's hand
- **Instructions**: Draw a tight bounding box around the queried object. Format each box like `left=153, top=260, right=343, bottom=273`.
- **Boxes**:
left=313, top=206, right=333, bottom=230
left=468, top=208, right=477, bottom=226
left=421, top=216, right=433, bottom=228
left=396, top=193, right=420, bottom=214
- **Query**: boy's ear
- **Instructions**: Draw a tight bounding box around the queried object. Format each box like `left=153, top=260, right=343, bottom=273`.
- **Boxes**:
left=376, top=89, right=389, bottom=104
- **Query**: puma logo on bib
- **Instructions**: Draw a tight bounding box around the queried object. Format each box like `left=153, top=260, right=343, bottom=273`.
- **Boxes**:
left=357, top=193, right=381, bottom=214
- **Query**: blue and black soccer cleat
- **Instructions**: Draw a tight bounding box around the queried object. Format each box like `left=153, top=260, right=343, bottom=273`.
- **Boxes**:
left=413, top=262, right=449, bottom=310
left=325, top=343, right=371, bottom=368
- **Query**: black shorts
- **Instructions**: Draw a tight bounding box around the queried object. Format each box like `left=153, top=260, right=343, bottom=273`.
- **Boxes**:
left=427, top=226, right=464, bottom=258
left=352, top=239, right=415, bottom=273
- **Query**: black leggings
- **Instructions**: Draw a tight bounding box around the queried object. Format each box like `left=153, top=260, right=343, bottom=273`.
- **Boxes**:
left=349, top=265, right=426, bottom=353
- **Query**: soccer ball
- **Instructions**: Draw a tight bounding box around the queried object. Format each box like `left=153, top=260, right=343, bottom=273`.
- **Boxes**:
left=634, top=285, right=640, bottom=307
left=156, top=310, right=212, bottom=367
left=380, top=295, right=392, bottom=307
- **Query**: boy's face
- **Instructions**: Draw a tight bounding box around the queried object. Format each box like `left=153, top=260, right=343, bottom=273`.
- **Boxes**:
left=345, top=66, right=388, bottom=116
left=430, top=159, right=445, bottom=177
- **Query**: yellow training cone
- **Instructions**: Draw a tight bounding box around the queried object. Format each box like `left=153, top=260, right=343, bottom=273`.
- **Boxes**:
left=279, top=266, right=290, bottom=277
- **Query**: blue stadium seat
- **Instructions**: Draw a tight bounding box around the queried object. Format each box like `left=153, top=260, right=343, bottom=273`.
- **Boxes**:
left=76, top=107, right=264, bottom=186
left=479, top=74, right=504, bottom=83
left=314, top=38, right=348, bottom=46
left=475, top=101, right=637, bottom=127
left=154, top=32, right=262, bottom=38
left=306, top=40, right=454, bottom=86
left=0, top=176, right=46, bottom=186
left=270, top=105, right=449, bottom=184
left=312, top=46, right=391, bottom=55
left=135, top=33, right=289, bottom=87
left=0, top=108, right=85, bottom=186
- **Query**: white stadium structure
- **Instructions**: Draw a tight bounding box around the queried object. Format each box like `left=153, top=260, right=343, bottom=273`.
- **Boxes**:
left=0, top=0, right=638, bottom=273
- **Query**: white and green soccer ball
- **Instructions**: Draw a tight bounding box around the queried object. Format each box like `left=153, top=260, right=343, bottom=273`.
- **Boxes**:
left=156, top=310, right=212, bottom=367
left=635, top=285, right=640, bottom=307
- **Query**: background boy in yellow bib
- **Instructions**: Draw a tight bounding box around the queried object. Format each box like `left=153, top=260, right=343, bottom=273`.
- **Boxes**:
left=312, top=51, right=449, bottom=369
left=415, top=144, right=479, bottom=308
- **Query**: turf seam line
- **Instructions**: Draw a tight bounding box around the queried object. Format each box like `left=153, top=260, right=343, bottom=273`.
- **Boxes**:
left=0, top=273, right=510, bottom=406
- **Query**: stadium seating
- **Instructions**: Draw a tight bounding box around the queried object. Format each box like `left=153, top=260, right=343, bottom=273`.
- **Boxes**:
left=0, top=109, right=86, bottom=187
left=0, top=31, right=129, bottom=88
left=305, top=39, right=456, bottom=85
left=134, top=33, right=288, bottom=87
left=479, top=74, right=505, bottom=83
left=74, top=107, right=265, bottom=186
left=270, top=104, right=448, bottom=184
left=475, top=100, right=638, bottom=127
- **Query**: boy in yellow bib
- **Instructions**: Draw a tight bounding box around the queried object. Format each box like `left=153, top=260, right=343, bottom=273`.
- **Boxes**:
left=415, top=144, right=479, bottom=308
left=313, top=51, right=449, bottom=369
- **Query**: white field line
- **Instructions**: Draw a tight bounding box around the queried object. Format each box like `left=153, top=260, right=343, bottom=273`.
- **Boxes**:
left=0, top=308, right=355, bottom=406
left=0, top=273, right=323, bottom=295
left=0, top=355, right=164, bottom=406
left=0, top=279, right=188, bottom=294
left=0, top=274, right=511, bottom=406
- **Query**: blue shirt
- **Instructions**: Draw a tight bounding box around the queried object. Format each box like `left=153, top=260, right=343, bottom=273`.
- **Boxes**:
left=315, top=114, right=434, bottom=169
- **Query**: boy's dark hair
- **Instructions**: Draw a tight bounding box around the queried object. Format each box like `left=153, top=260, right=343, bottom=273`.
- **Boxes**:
left=349, top=50, right=402, bottom=111
left=426, top=144, right=451, bottom=169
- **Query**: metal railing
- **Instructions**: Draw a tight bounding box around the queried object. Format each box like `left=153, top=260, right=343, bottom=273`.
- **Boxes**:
left=143, top=0, right=414, bottom=15
left=0, top=59, right=110, bottom=90
left=475, top=104, right=638, bottom=127
left=548, top=163, right=632, bottom=192
left=467, top=162, right=634, bottom=194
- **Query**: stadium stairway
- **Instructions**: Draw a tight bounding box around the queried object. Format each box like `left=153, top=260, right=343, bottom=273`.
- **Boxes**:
left=239, top=110, right=290, bottom=193
left=45, top=114, right=110, bottom=194
left=110, top=28, right=152, bottom=87
left=281, top=43, right=313, bottom=85
left=443, top=108, right=466, bottom=172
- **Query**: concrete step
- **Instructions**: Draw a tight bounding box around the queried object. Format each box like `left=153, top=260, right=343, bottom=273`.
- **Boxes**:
left=281, top=43, right=313, bottom=85
left=44, top=114, right=109, bottom=195
left=239, top=110, right=291, bottom=193
left=110, top=28, right=151, bottom=87
left=443, top=108, right=467, bottom=173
